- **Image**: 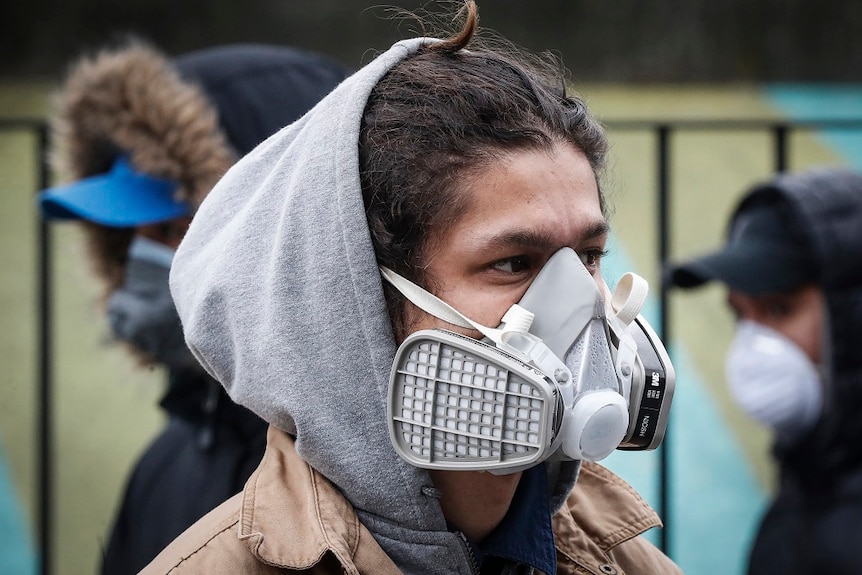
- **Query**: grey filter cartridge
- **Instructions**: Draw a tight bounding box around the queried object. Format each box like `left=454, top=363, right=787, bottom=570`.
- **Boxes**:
left=388, top=329, right=561, bottom=472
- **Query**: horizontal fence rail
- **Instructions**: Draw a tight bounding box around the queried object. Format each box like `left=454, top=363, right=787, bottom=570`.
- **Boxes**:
left=2, top=115, right=861, bottom=573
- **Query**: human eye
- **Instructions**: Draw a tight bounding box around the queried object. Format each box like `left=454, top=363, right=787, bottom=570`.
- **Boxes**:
left=491, top=255, right=533, bottom=275
left=577, top=248, right=608, bottom=274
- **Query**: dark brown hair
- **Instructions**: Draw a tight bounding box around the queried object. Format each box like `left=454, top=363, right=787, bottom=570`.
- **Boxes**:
left=360, top=1, right=608, bottom=335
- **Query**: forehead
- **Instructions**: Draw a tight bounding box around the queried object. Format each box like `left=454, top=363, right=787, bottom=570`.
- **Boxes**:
left=444, top=143, right=605, bottom=249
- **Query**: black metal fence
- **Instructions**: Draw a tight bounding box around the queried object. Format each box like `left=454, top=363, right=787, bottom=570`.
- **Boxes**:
left=5, top=116, right=862, bottom=574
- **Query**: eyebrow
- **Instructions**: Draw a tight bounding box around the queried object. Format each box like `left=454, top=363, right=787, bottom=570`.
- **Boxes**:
left=483, top=219, right=610, bottom=251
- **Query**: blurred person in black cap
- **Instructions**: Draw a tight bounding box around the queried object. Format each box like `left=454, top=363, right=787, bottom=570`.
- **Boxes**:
left=38, top=40, right=349, bottom=575
left=667, top=167, right=862, bottom=575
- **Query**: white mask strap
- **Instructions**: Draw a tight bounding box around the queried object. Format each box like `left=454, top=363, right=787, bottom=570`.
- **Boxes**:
left=379, top=266, right=534, bottom=348
left=603, top=272, right=649, bottom=394
left=609, top=272, right=649, bottom=325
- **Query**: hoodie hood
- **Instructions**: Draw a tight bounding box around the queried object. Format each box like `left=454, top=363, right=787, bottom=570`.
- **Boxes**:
left=49, top=40, right=349, bottom=296
left=736, top=168, right=862, bottom=487
left=170, top=37, right=578, bottom=572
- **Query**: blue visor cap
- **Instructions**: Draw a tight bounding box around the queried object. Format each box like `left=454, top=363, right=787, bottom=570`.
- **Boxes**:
left=38, top=157, right=189, bottom=227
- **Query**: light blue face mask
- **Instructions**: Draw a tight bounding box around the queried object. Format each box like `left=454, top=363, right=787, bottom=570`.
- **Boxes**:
left=106, top=236, right=197, bottom=370
left=381, top=247, right=676, bottom=474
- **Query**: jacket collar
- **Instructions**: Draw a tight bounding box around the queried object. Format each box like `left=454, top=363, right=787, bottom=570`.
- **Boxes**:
left=238, top=425, right=399, bottom=574
left=553, top=461, right=663, bottom=568
left=240, top=427, right=662, bottom=574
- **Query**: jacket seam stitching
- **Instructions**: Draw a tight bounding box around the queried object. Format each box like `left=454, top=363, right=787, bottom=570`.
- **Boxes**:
left=311, top=466, right=354, bottom=572
left=165, top=518, right=241, bottom=574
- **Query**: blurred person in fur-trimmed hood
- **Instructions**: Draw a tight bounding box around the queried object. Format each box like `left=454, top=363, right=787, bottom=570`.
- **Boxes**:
left=38, top=39, right=349, bottom=575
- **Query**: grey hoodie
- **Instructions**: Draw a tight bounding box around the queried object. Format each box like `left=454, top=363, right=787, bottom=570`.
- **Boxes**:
left=170, top=37, right=578, bottom=573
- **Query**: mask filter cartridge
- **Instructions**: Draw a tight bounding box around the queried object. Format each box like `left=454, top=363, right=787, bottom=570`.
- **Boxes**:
left=390, top=330, right=558, bottom=471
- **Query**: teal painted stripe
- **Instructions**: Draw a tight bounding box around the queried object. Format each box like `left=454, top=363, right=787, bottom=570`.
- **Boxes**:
left=765, top=84, right=862, bottom=168
left=601, top=234, right=766, bottom=575
left=0, top=445, right=36, bottom=575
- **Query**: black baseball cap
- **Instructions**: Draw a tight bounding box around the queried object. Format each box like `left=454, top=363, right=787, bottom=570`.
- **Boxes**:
left=667, top=200, right=816, bottom=295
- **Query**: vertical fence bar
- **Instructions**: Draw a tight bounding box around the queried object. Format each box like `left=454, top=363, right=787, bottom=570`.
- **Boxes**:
left=773, top=124, right=788, bottom=173
left=656, top=124, right=672, bottom=555
left=36, top=121, right=52, bottom=575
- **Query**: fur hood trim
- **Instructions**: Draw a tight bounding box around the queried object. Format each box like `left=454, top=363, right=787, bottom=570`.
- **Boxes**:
left=49, top=40, right=235, bottom=293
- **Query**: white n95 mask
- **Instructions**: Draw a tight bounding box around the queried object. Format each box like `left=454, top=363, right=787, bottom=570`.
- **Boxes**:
left=381, top=247, right=675, bottom=474
left=726, top=319, right=823, bottom=441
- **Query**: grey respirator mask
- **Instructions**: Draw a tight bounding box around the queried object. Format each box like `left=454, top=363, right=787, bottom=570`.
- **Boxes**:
left=381, top=248, right=674, bottom=474
left=107, top=236, right=198, bottom=370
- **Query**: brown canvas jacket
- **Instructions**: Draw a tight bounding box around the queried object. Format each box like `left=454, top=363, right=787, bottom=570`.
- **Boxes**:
left=553, top=464, right=683, bottom=575
left=140, top=426, right=681, bottom=575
